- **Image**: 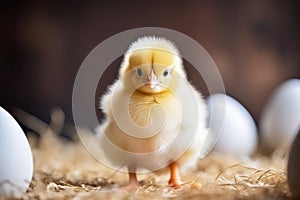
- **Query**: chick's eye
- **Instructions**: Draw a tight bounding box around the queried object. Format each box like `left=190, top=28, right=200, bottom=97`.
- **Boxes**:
left=163, top=69, right=169, bottom=77
left=136, top=68, right=143, bottom=77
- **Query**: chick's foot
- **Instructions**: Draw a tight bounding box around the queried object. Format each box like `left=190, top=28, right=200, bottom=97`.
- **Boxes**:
left=121, top=170, right=140, bottom=192
left=168, top=162, right=201, bottom=189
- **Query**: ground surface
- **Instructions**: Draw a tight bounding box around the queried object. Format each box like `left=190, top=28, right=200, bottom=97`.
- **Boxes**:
left=5, top=109, right=292, bottom=200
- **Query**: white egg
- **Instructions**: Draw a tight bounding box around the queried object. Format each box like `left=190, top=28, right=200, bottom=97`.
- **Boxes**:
left=0, top=107, right=33, bottom=197
left=260, top=79, right=300, bottom=150
left=288, top=129, right=300, bottom=198
left=206, top=93, right=258, bottom=156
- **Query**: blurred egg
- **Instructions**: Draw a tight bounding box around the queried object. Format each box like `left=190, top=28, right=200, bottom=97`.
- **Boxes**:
left=260, top=79, right=300, bottom=150
left=206, top=93, right=258, bottom=156
left=288, top=129, right=300, bottom=198
left=0, top=107, right=33, bottom=197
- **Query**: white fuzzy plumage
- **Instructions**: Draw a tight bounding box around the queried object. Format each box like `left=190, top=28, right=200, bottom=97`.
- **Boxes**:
left=97, top=36, right=208, bottom=173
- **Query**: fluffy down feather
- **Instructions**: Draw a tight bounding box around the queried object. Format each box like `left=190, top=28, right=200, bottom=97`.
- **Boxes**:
left=97, top=36, right=208, bottom=190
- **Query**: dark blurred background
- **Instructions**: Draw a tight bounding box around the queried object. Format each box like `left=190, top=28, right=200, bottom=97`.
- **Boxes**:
left=1, top=1, right=299, bottom=133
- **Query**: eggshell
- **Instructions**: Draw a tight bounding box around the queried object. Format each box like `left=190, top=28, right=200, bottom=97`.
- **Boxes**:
left=206, top=93, right=258, bottom=156
left=288, top=129, right=300, bottom=197
left=0, top=107, right=33, bottom=197
left=260, top=79, right=300, bottom=150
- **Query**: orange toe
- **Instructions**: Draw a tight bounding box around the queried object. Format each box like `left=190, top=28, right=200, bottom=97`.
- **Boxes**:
left=121, top=181, right=140, bottom=192
left=168, top=178, right=183, bottom=188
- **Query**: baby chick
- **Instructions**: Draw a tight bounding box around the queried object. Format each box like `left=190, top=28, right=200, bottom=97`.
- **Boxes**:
left=98, top=36, right=208, bottom=190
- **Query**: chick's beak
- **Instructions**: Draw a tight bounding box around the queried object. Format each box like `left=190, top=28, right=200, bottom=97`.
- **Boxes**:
left=146, top=68, right=158, bottom=89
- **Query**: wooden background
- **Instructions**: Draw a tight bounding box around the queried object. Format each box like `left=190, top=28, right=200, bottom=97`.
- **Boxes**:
left=0, top=1, right=299, bottom=133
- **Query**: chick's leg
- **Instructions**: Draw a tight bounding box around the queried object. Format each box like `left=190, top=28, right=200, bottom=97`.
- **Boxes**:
left=168, top=162, right=201, bottom=189
left=121, top=166, right=140, bottom=192
left=168, top=162, right=182, bottom=188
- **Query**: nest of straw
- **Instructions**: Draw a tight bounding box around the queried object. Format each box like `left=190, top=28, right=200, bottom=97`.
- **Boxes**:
left=8, top=108, right=292, bottom=200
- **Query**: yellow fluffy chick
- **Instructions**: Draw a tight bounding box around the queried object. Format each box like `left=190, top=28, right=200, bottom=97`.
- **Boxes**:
left=98, top=36, right=208, bottom=190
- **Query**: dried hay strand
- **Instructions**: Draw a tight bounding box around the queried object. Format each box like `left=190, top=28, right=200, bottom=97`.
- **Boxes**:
left=3, top=108, right=292, bottom=200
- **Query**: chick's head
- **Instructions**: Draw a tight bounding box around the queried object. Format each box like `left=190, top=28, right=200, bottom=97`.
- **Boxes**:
left=120, top=37, right=186, bottom=94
